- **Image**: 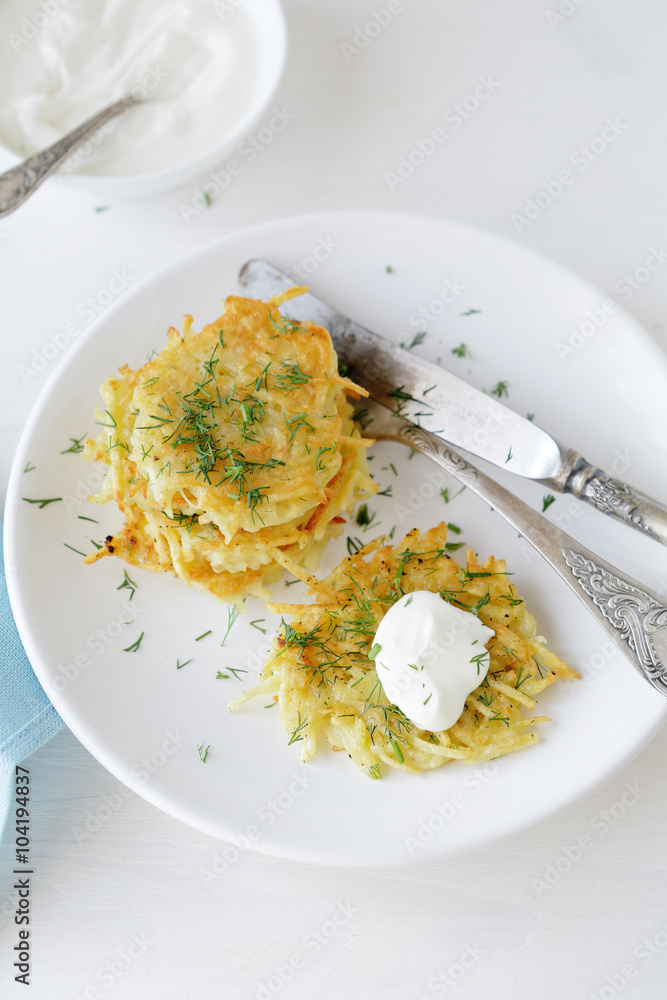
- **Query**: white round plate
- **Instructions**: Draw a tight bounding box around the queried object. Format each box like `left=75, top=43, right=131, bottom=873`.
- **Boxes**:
left=5, top=211, right=667, bottom=866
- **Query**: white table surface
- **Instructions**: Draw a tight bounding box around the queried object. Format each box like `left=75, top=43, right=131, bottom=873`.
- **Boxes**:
left=3, top=2, right=667, bottom=997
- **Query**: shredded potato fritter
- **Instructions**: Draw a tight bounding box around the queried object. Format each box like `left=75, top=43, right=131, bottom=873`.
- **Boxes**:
left=83, top=290, right=376, bottom=601
left=231, top=524, right=579, bottom=778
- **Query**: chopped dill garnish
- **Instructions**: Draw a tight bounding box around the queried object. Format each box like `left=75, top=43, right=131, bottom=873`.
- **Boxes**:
left=288, top=712, right=308, bottom=745
left=23, top=462, right=36, bottom=473
left=460, top=308, right=481, bottom=316
left=250, top=619, right=267, bottom=633
left=123, top=632, right=144, bottom=653
left=490, top=380, right=510, bottom=398
left=197, top=741, right=211, bottom=762
left=356, top=504, right=378, bottom=531
left=22, top=496, right=62, bottom=508
left=63, top=543, right=86, bottom=556
left=195, top=630, right=212, bottom=641
left=366, top=763, right=382, bottom=779
left=176, top=658, right=193, bottom=670
left=451, top=343, right=467, bottom=357
left=60, top=433, right=87, bottom=454
left=542, top=494, right=556, bottom=512
left=221, top=606, right=240, bottom=646
left=117, top=569, right=138, bottom=600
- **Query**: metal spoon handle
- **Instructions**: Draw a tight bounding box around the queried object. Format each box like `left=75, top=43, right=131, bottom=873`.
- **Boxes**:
left=0, top=96, right=141, bottom=217
left=398, top=421, right=667, bottom=696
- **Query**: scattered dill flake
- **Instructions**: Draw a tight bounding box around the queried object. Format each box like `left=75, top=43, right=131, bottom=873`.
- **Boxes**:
left=389, top=463, right=397, bottom=476
left=491, top=380, right=510, bottom=398
left=445, top=541, right=465, bottom=552
left=23, top=462, right=36, bottom=473
left=440, top=488, right=450, bottom=503
left=460, top=308, right=481, bottom=316
left=515, top=665, right=531, bottom=689
left=197, top=741, right=211, bottom=762
left=216, top=671, right=229, bottom=679
left=366, top=763, right=382, bottom=779
left=407, top=330, right=427, bottom=349
left=176, top=658, right=193, bottom=670
left=221, top=606, right=240, bottom=646
left=451, top=343, right=467, bottom=357
left=542, top=494, right=556, bottom=512
left=284, top=579, right=299, bottom=587
left=377, top=486, right=393, bottom=496
left=203, top=191, right=213, bottom=207
left=388, top=525, right=396, bottom=539
left=527, top=413, right=535, bottom=422
left=89, top=539, right=103, bottom=550
left=117, top=569, right=138, bottom=601
left=94, top=205, right=109, bottom=213
left=63, top=543, right=86, bottom=556
left=250, top=619, right=267, bottom=633
left=337, top=359, right=349, bottom=378
left=347, top=536, right=363, bottom=555
left=386, top=265, right=393, bottom=273
left=288, top=712, right=308, bottom=745
left=356, top=504, right=377, bottom=530
left=506, top=446, right=513, bottom=463
left=195, top=630, right=212, bottom=641
left=447, top=522, right=461, bottom=534
left=123, top=632, right=144, bottom=653
left=60, top=433, right=87, bottom=454
left=78, top=515, right=98, bottom=523
left=490, top=710, right=510, bottom=727
left=22, top=497, right=62, bottom=509
left=227, top=666, right=248, bottom=680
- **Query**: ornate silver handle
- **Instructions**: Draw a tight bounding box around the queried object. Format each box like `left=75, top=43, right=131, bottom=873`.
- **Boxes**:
left=0, top=96, right=141, bottom=217
left=546, top=449, right=667, bottom=546
left=366, top=400, right=667, bottom=696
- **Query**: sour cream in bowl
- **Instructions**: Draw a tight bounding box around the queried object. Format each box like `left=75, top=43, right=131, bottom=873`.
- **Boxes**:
left=0, top=0, right=287, bottom=197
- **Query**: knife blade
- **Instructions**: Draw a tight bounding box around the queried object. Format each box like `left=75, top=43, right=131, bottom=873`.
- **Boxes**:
left=239, top=258, right=667, bottom=546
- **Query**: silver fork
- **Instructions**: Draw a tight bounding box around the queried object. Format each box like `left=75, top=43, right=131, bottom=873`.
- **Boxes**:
left=0, top=95, right=142, bottom=217
left=364, top=399, right=667, bottom=696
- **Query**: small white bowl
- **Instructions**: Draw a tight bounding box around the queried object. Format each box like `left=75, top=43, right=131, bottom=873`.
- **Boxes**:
left=0, top=0, right=287, bottom=198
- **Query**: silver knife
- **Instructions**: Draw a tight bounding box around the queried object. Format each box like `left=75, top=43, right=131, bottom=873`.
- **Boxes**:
left=239, top=259, right=667, bottom=546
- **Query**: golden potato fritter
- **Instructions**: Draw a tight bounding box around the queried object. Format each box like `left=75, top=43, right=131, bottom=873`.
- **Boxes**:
left=84, top=289, right=376, bottom=601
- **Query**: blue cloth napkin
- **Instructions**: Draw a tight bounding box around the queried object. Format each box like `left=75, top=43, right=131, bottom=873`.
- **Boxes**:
left=0, top=528, right=63, bottom=841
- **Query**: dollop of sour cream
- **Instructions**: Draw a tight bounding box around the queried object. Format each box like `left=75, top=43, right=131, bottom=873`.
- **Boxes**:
left=372, top=591, right=495, bottom=732
left=0, top=0, right=266, bottom=176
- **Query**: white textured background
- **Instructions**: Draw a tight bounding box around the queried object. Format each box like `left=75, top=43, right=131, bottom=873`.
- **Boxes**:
left=2, top=1, right=667, bottom=998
